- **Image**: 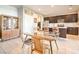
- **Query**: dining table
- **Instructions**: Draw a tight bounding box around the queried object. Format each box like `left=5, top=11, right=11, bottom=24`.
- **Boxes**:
left=24, top=32, right=58, bottom=54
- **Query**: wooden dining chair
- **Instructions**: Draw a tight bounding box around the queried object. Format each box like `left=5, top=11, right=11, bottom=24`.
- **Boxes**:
left=22, top=34, right=32, bottom=48
left=52, top=27, right=59, bottom=51
left=31, top=35, right=50, bottom=54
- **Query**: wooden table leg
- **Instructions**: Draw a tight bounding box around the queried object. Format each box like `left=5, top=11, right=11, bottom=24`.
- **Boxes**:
left=49, top=41, right=53, bottom=54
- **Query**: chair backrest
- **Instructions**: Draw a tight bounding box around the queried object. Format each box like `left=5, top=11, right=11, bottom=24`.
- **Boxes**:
left=52, top=27, right=59, bottom=38
left=32, top=35, right=43, bottom=53
left=44, top=27, right=49, bottom=32
left=53, top=27, right=59, bottom=33
left=43, top=27, right=49, bottom=36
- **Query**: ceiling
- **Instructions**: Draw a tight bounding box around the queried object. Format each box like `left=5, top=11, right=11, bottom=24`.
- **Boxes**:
left=12, top=5, right=79, bottom=17
left=25, top=5, right=79, bottom=17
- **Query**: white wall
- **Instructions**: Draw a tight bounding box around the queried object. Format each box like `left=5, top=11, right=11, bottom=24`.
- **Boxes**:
left=17, top=6, right=24, bottom=37
left=18, top=7, right=37, bottom=35
left=0, top=5, right=18, bottom=16
left=23, top=14, right=35, bottom=34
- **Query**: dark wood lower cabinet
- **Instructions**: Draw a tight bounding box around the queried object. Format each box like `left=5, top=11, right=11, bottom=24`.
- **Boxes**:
left=44, top=14, right=78, bottom=23
left=59, top=28, right=67, bottom=38
left=43, top=27, right=79, bottom=38
left=67, top=27, right=78, bottom=35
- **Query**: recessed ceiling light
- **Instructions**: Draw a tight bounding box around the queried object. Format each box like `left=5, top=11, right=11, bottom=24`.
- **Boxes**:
left=38, top=9, right=41, bottom=11
left=69, top=7, right=72, bottom=10
left=50, top=5, right=54, bottom=7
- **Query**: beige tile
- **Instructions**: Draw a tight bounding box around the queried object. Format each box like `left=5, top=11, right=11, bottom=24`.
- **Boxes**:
left=0, top=37, right=79, bottom=54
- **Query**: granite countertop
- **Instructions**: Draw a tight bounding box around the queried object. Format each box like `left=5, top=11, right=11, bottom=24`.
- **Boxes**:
left=58, top=27, right=67, bottom=28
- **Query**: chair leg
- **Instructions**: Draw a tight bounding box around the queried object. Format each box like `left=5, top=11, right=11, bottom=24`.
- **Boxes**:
left=49, top=41, right=53, bottom=54
left=55, top=40, right=58, bottom=51
left=22, top=35, right=28, bottom=48
left=31, top=50, right=33, bottom=54
left=31, top=41, right=33, bottom=54
left=22, top=42, right=25, bottom=48
left=48, top=48, right=50, bottom=54
left=31, top=46, right=33, bottom=54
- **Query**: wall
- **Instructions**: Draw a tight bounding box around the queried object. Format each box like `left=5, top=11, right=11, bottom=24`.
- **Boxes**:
left=23, top=8, right=36, bottom=34
left=0, top=5, right=18, bottom=16
left=23, top=7, right=44, bottom=33
left=23, top=14, right=35, bottom=34
left=17, top=6, right=44, bottom=38
left=17, top=6, right=24, bottom=38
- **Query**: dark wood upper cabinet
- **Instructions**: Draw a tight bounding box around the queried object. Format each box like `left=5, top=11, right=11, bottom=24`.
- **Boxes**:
left=65, top=14, right=78, bottom=22
left=44, top=14, right=78, bottom=23
left=44, top=17, right=50, bottom=21
left=56, top=15, right=66, bottom=23
left=49, top=17, right=57, bottom=23
left=44, top=17, right=57, bottom=23
left=67, top=27, right=78, bottom=35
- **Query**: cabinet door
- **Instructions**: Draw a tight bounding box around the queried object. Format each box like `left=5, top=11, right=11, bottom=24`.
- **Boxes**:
left=11, top=29, right=19, bottom=38
left=57, top=16, right=65, bottom=23
left=49, top=17, right=57, bottom=23
left=2, top=31, right=10, bottom=40
left=2, top=17, right=9, bottom=30
left=12, top=18, right=18, bottom=29
left=59, top=28, right=67, bottom=38
left=44, top=17, right=50, bottom=21
left=67, top=27, right=78, bottom=35
left=65, top=14, right=78, bottom=23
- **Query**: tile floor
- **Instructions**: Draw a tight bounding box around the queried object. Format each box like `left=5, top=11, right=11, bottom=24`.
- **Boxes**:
left=0, top=37, right=79, bottom=54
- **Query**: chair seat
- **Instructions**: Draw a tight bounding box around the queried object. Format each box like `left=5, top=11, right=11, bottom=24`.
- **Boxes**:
left=24, top=39, right=32, bottom=45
